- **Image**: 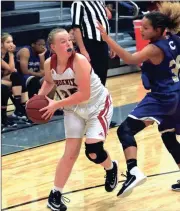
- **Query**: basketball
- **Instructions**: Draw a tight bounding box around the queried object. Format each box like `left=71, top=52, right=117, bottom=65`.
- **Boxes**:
left=26, top=95, right=50, bottom=124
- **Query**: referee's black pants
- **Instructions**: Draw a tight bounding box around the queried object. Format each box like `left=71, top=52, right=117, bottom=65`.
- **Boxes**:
left=83, top=38, right=109, bottom=86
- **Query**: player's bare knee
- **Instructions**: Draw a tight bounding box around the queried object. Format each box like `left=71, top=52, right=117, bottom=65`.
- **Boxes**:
left=117, top=117, right=146, bottom=150
left=85, top=142, right=108, bottom=164
left=88, top=153, right=97, bottom=159
left=143, top=120, right=154, bottom=127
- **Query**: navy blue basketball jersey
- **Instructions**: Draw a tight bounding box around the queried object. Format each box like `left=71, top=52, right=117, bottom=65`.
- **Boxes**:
left=16, top=46, right=40, bottom=73
left=141, top=32, right=180, bottom=93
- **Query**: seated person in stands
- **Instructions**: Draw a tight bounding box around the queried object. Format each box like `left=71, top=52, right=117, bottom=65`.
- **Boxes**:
left=16, top=35, right=47, bottom=98
left=1, top=32, right=27, bottom=120
left=106, top=1, right=135, bottom=18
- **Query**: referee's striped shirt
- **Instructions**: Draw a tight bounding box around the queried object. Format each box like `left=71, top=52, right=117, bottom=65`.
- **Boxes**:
left=71, top=1, right=110, bottom=42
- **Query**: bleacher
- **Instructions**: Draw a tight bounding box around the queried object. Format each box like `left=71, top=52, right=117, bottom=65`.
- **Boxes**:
left=2, top=1, right=139, bottom=64
left=2, top=1, right=141, bottom=118
left=2, top=1, right=71, bottom=46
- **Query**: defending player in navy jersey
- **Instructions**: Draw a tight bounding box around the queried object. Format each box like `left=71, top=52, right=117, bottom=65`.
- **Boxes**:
left=97, top=1, right=180, bottom=196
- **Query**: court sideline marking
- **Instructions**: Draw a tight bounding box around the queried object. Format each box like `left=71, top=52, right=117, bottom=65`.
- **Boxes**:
left=2, top=170, right=179, bottom=210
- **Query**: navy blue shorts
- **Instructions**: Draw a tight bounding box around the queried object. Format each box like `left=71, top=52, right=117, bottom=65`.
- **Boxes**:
left=129, top=91, right=180, bottom=136
left=18, top=73, right=43, bottom=87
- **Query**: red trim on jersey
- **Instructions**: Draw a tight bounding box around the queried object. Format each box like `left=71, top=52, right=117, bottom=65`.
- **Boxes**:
left=67, top=52, right=76, bottom=70
left=50, top=53, right=57, bottom=70
left=103, top=97, right=110, bottom=132
left=97, top=95, right=111, bottom=137
left=50, top=52, right=76, bottom=72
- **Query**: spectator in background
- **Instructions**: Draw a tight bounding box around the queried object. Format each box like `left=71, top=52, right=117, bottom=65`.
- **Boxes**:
left=146, top=1, right=160, bottom=12
left=16, top=36, right=47, bottom=99
left=1, top=32, right=27, bottom=120
left=106, top=1, right=160, bottom=17
left=106, top=1, right=135, bottom=18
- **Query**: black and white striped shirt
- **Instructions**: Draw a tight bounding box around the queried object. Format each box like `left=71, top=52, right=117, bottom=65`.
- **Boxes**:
left=71, top=1, right=110, bottom=42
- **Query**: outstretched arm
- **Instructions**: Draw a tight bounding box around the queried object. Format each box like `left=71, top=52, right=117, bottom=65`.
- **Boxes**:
left=96, top=22, right=154, bottom=65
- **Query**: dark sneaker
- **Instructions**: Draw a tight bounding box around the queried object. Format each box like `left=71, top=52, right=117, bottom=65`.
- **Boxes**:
left=117, top=166, right=147, bottom=198
left=24, top=118, right=33, bottom=125
left=12, top=111, right=27, bottom=121
left=172, top=180, right=180, bottom=192
left=2, top=118, right=17, bottom=132
left=105, top=160, right=118, bottom=192
left=109, top=121, right=117, bottom=128
left=47, top=190, right=69, bottom=211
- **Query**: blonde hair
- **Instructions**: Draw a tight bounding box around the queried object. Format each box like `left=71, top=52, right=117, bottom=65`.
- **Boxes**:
left=158, top=1, right=180, bottom=33
left=47, top=28, right=66, bottom=46
left=1, top=32, right=12, bottom=44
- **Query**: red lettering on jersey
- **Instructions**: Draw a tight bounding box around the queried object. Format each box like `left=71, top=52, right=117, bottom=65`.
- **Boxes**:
left=54, top=78, right=77, bottom=87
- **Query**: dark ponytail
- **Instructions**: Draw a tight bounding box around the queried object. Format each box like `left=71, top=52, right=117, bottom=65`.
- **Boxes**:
left=145, top=12, right=169, bottom=35
left=145, top=2, right=180, bottom=34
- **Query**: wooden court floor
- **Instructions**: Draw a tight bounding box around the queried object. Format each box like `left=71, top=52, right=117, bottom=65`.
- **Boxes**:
left=2, top=72, right=180, bottom=211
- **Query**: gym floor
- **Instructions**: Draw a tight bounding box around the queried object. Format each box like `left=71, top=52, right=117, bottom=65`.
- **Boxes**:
left=2, top=72, right=180, bottom=211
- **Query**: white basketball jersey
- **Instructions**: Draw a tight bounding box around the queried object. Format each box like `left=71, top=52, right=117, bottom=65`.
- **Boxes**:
left=51, top=53, right=107, bottom=107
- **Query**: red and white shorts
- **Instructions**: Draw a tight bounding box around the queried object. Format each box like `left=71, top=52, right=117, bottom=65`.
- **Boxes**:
left=63, top=93, right=113, bottom=140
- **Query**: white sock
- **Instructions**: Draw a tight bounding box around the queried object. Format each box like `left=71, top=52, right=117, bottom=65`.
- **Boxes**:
left=53, top=186, right=63, bottom=193
left=105, top=161, right=113, bottom=170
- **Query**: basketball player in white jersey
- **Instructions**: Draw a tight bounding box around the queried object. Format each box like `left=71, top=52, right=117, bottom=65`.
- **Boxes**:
left=38, top=28, right=118, bottom=211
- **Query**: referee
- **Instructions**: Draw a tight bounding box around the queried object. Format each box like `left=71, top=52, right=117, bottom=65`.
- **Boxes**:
left=71, top=0, right=115, bottom=86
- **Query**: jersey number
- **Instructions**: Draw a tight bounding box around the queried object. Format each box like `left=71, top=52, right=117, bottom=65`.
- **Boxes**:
left=169, top=55, right=180, bottom=81
left=56, top=88, right=77, bottom=100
